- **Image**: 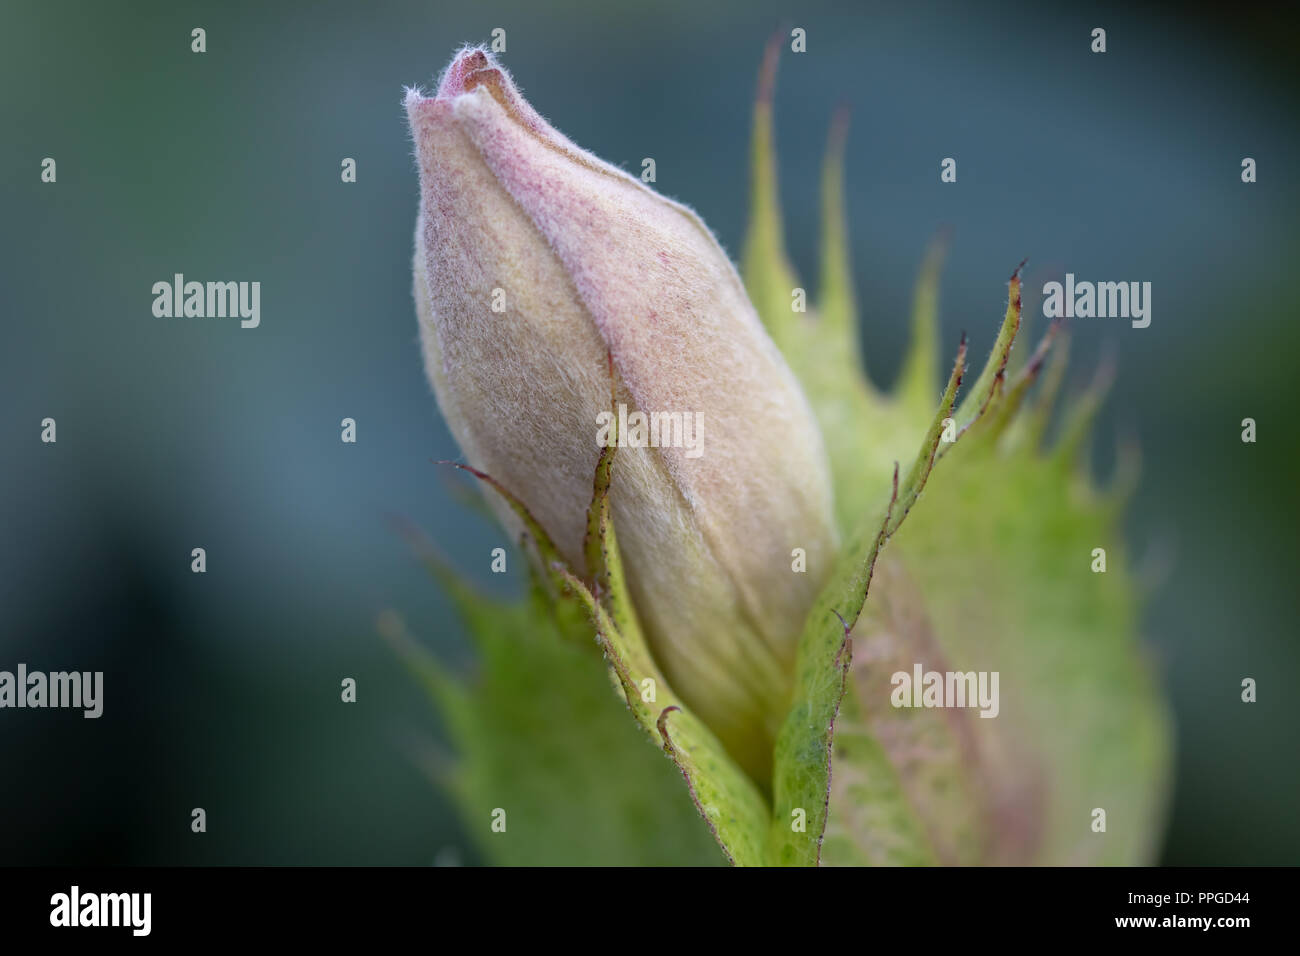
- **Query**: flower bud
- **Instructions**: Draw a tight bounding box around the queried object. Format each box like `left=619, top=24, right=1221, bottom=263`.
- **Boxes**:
left=406, top=47, right=837, bottom=779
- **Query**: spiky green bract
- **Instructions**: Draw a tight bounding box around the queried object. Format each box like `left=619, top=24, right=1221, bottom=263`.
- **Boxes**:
left=743, top=39, right=1171, bottom=866
left=383, top=528, right=724, bottom=866
left=836, top=409, right=1171, bottom=865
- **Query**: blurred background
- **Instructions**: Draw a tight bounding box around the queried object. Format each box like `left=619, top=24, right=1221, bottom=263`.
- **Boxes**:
left=1, top=0, right=1296, bottom=865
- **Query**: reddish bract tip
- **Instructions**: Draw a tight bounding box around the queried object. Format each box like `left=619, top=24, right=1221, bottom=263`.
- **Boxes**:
left=757, top=31, right=782, bottom=105
left=828, top=102, right=852, bottom=153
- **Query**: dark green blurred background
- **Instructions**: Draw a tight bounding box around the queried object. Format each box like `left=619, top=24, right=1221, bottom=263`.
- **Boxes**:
left=1, top=0, right=1296, bottom=865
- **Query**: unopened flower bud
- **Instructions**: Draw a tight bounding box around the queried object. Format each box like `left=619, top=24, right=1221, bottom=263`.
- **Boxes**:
left=406, top=47, right=837, bottom=779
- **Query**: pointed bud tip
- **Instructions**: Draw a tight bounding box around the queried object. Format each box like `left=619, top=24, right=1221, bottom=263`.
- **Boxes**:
left=405, top=46, right=502, bottom=115
left=438, top=46, right=495, bottom=98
